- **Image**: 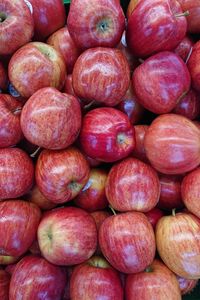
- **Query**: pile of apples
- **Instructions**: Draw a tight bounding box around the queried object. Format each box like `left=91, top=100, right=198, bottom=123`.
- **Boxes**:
left=1, top=0, right=200, bottom=298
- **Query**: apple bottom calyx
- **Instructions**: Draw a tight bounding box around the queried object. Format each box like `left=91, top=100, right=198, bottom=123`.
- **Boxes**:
left=0, top=13, right=6, bottom=23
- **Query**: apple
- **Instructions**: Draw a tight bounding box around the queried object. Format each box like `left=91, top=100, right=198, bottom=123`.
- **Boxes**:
left=9, top=255, right=67, bottom=300
left=126, top=0, right=140, bottom=18
left=158, top=174, right=184, bottom=210
left=132, top=52, right=191, bottom=114
left=177, top=276, right=198, bottom=295
left=0, top=0, right=34, bottom=56
left=105, top=157, right=160, bottom=212
left=99, top=211, right=156, bottom=273
left=0, top=269, right=10, bottom=300
left=126, top=0, right=188, bottom=58
left=0, top=94, right=23, bottom=148
left=8, top=42, right=66, bottom=99
left=67, top=0, right=125, bottom=49
left=132, top=125, right=149, bottom=162
left=156, top=211, right=200, bottom=279
left=187, top=41, right=200, bottom=91
left=37, top=206, right=97, bottom=265
left=145, top=208, right=164, bottom=230
left=0, top=200, right=41, bottom=257
left=35, top=147, right=90, bottom=204
left=0, top=61, right=8, bottom=91
left=144, top=114, right=200, bottom=174
left=181, top=167, right=200, bottom=219
left=174, top=36, right=194, bottom=62
left=70, top=256, right=124, bottom=300
left=28, top=0, right=66, bottom=41
left=20, top=87, right=82, bottom=150
left=0, top=147, right=34, bottom=199
left=26, top=185, right=57, bottom=211
left=173, top=89, right=200, bottom=120
left=47, top=27, right=82, bottom=74
left=125, top=259, right=181, bottom=300
left=177, top=0, right=200, bottom=33
left=63, top=74, right=77, bottom=97
left=74, top=168, right=108, bottom=212
left=79, top=107, right=135, bottom=162
left=72, top=47, right=130, bottom=106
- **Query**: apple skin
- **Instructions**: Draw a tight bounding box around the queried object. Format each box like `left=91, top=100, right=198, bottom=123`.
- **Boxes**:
left=0, top=200, right=41, bottom=257
left=9, top=255, right=67, bottom=300
left=8, top=42, right=66, bottom=99
left=105, top=157, right=160, bottom=212
left=132, top=125, right=149, bottom=162
left=126, top=0, right=140, bottom=18
left=47, top=27, right=82, bottom=74
left=187, top=41, right=200, bottom=92
left=0, top=62, right=8, bottom=91
left=181, top=167, right=200, bottom=219
left=0, top=269, right=10, bottom=300
left=176, top=276, right=198, bottom=295
left=173, top=89, right=200, bottom=120
left=72, top=47, right=130, bottom=106
left=177, top=0, right=200, bottom=33
left=174, top=36, right=194, bottom=62
left=158, top=174, right=184, bottom=210
left=36, top=147, right=90, bottom=204
left=156, top=212, right=200, bottom=279
left=63, top=74, right=77, bottom=97
left=99, top=211, right=156, bottom=274
left=145, top=208, right=164, bottom=230
left=0, top=147, right=34, bottom=199
left=132, top=52, right=191, bottom=114
left=20, top=87, right=82, bottom=150
left=79, top=107, right=135, bottom=162
left=0, top=0, right=34, bottom=56
left=28, top=0, right=66, bottom=41
left=37, top=206, right=97, bottom=266
left=125, top=259, right=181, bottom=300
left=67, top=0, right=125, bottom=49
left=0, top=255, right=19, bottom=265
left=144, top=114, right=200, bottom=174
left=126, top=0, right=187, bottom=58
left=70, top=256, right=124, bottom=300
left=0, top=94, right=23, bottom=148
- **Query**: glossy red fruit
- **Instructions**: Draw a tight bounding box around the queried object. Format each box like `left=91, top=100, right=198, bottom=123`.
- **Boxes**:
left=177, top=0, right=200, bottom=33
left=132, top=125, right=148, bottom=162
left=26, top=185, right=57, bottom=211
left=187, top=41, right=200, bottom=91
left=145, top=208, right=164, bottom=230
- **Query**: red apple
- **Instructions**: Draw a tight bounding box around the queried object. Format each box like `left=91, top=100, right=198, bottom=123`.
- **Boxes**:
left=0, top=94, right=23, bottom=148
left=63, top=74, right=77, bottom=97
left=9, top=255, right=67, bottom=300
left=125, top=259, right=181, bottom=300
left=99, top=211, right=156, bottom=273
left=20, top=87, right=82, bottom=150
left=70, top=256, right=124, bottom=300
left=187, top=41, right=200, bottom=91
left=37, top=206, right=97, bottom=265
left=67, top=0, right=125, bottom=49
left=158, top=174, right=184, bottom=210
left=177, top=276, right=198, bottom=295
left=47, top=27, right=82, bottom=74
left=29, top=0, right=66, bottom=41
left=0, top=269, right=10, bottom=300
left=36, top=147, right=90, bottom=203
left=0, top=200, right=41, bottom=257
left=105, top=157, right=160, bottom=212
left=145, top=208, right=164, bottom=230
left=74, top=168, right=108, bottom=212
left=126, top=0, right=188, bottom=58
left=181, top=167, right=200, bottom=219
left=79, top=107, right=135, bottom=162
left=174, top=36, right=194, bottom=62
left=156, top=211, right=200, bottom=279
left=0, top=61, right=8, bottom=91
left=132, top=52, right=191, bottom=114
left=132, top=124, right=149, bottom=162
left=173, top=89, right=200, bottom=120
left=0, top=0, right=34, bottom=56
left=26, top=185, right=57, bottom=211
left=72, top=47, right=130, bottom=106
left=144, top=114, right=200, bottom=174
left=0, top=147, right=34, bottom=199
left=177, top=0, right=200, bottom=33
left=8, top=42, right=66, bottom=99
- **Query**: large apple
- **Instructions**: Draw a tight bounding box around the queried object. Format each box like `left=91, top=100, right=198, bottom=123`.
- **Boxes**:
left=35, top=147, right=90, bottom=203
left=67, top=0, right=125, bottom=49
left=126, top=0, right=188, bottom=57
left=0, top=62, right=8, bottom=91
left=0, top=147, right=34, bottom=199
left=0, top=200, right=41, bottom=257
left=72, top=47, right=130, bottom=106
left=187, top=41, right=200, bottom=91
left=0, top=269, right=10, bottom=300
left=70, top=256, right=124, bottom=300
left=37, top=206, right=97, bottom=265
left=177, top=0, right=200, bottom=33
left=0, top=0, right=34, bottom=56
left=156, top=211, right=200, bottom=279
left=8, top=42, right=66, bottom=99
left=144, top=114, right=200, bottom=174
left=125, top=259, right=181, bottom=300
left=105, top=157, right=160, bottom=212
left=0, top=94, right=23, bottom=148
left=132, top=52, right=191, bottom=114
left=20, top=87, right=82, bottom=150
left=79, top=107, right=135, bottom=162
left=9, top=255, right=67, bottom=300
left=99, top=211, right=156, bottom=273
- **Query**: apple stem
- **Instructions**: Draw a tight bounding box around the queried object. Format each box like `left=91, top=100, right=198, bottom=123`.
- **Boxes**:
left=138, top=58, right=145, bottom=64
left=30, top=147, right=41, bottom=158
left=175, top=10, right=189, bottom=18
left=12, top=107, right=22, bottom=115
left=172, top=208, right=176, bottom=217
left=109, top=205, right=117, bottom=216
